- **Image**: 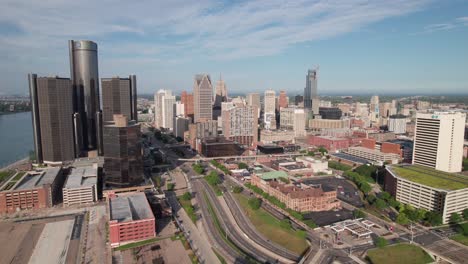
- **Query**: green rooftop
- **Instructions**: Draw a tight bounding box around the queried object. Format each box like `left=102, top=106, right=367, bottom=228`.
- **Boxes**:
left=390, top=165, right=468, bottom=191
left=258, top=171, right=288, bottom=180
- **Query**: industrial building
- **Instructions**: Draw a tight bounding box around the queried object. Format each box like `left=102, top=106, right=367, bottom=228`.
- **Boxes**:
left=0, top=167, right=64, bottom=214
left=62, top=164, right=98, bottom=206
left=108, top=192, right=156, bottom=247
left=385, top=165, right=468, bottom=224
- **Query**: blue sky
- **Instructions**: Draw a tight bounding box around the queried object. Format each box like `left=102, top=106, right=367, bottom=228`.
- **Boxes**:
left=0, top=0, right=467, bottom=96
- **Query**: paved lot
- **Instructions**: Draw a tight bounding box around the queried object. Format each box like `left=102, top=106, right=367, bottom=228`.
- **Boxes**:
left=304, top=208, right=354, bottom=226
left=301, top=177, right=363, bottom=207
left=120, top=238, right=191, bottom=264
left=425, top=239, right=468, bottom=264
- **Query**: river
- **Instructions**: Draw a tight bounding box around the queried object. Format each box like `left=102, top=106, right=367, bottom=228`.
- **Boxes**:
left=0, top=112, right=33, bottom=168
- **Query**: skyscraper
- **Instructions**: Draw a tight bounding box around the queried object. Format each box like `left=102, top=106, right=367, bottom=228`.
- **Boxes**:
left=29, top=74, right=75, bottom=164
left=214, top=75, right=227, bottom=107
left=247, top=93, right=261, bottom=118
left=370, top=95, right=380, bottom=122
left=264, top=90, right=276, bottom=129
left=304, top=69, right=318, bottom=110
left=181, top=91, right=194, bottom=120
left=293, top=109, right=306, bottom=137
left=69, top=40, right=101, bottom=154
left=222, top=104, right=258, bottom=147
left=103, top=115, right=143, bottom=187
left=154, top=90, right=176, bottom=130
left=193, top=74, right=213, bottom=123
left=278, top=90, right=288, bottom=110
left=101, top=75, right=137, bottom=123
left=413, top=111, right=466, bottom=173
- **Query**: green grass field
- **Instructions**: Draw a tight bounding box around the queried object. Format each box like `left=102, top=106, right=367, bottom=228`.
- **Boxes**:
left=328, top=161, right=352, bottom=171
left=0, top=170, right=14, bottom=182
left=367, top=243, right=433, bottom=264
left=234, top=193, right=308, bottom=255
left=451, top=234, right=468, bottom=246
left=178, top=197, right=197, bottom=223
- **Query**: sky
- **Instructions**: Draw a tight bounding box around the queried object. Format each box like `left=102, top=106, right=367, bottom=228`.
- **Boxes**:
left=0, top=0, right=467, bottom=96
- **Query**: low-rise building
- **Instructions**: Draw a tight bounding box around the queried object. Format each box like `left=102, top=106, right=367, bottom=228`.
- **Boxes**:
left=260, top=130, right=295, bottom=144
left=296, top=156, right=329, bottom=173
left=385, top=165, right=468, bottom=224
left=63, top=164, right=99, bottom=207
left=108, top=192, right=156, bottom=247
left=345, top=147, right=401, bottom=165
left=308, top=135, right=350, bottom=152
left=0, top=167, right=65, bottom=214
left=251, top=171, right=340, bottom=212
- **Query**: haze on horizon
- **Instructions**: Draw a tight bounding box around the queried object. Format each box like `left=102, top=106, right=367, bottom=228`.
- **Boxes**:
left=0, top=0, right=467, bottom=95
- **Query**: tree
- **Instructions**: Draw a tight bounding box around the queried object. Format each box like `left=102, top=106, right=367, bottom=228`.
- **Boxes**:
left=396, top=212, right=410, bottom=225
left=181, top=192, right=192, bottom=201
left=205, top=171, right=221, bottom=186
left=317, top=146, right=328, bottom=155
left=248, top=198, right=262, bottom=210
left=388, top=198, right=400, bottom=209
left=450, top=213, right=463, bottom=224
left=458, top=223, right=468, bottom=236
left=374, top=199, right=387, bottom=210
left=359, top=182, right=372, bottom=194
left=425, top=211, right=443, bottom=226
left=367, top=194, right=377, bottom=204
left=463, top=209, right=468, bottom=220
left=375, top=237, right=388, bottom=248
left=353, top=209, right=366, bottom=219
left=233, top=186, right=243, bottom=193
left=238, top=162, right=248, bottom=169
left=167, top=183, right=175, bottom=191
left=380, top=192, right=391, bottom=201
left=192, top=163, right=204, bottom=174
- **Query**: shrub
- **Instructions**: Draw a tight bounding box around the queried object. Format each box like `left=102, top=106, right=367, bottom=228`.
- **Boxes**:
left=238, top=162, right=248, bottom=169
left=353, top=209, right=366, bottom=219
left=450, top=213, right=462, bottom=224
left=205, top=171, right=221, bottom=186
left=458, top=223, right=468, bottom=236
left=463, top=209, right=468, bottom=220
left=181, top=192, right=192, bottom=201
left=233, top=186, right=243, bottom=193
left=167, top=183, right=175, bottom=191
left=375, top=237, right=388, bottom=248
left=374, top=199, right=387, bottom=210
left=192, top=163, right=204, bottom=174
left=248, top=198, right=262, bottom=210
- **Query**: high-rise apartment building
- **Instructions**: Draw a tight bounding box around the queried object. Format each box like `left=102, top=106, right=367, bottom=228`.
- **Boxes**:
left=388, top=115, right=407, bottom=134
left=181, top=91, right=194, bottom=120
left=293, top=109, right=306, bottom=137
left=193, top=74, right=213, bottom=123
left=247, top=93, right=261, bottom=108
left=101, top=75, right=137, bottom=123
left=264, top=90, right=276, bottom=129
left=69, top=40, right=101, bottom=154
left=29, top=74, right=75, bottom=164
left=278, top=90, right=288, bottom=110
left=222, top=105, right=258, bottom=147
left=214, top=75, right=228, bottom=107
left=413, top=111, right=466, bottom=172
left=280, top=107, right=295, bottom=129
left=103, top=115, right=143, bottom=187
left=304, top=69, right=318, bottom=110
left=154, top=90, right=176, bottom=130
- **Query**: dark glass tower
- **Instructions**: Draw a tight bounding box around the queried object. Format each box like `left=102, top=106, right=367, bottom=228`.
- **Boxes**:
left=69, top=40, right=101, bottom=154
left=101, top=75, right=138, bottom=123
left=29, top=74, right=75, bottom=163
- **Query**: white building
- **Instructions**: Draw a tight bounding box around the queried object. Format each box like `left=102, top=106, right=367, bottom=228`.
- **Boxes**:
left=175, top=101, right=185, bottom=116
left=388, top=115, right=407, bottom=134
left=264, top=90, right=276, bottom=129
left=63, top=165, right=98, bottom=206
left=296, top=156, right=329, bottom=173
left=193, top=74, right=213, bottom=123
left=413, top=111, right=466, bottom=173
left=154, top=89, right=175, bottom=130
left=345, top=147, right=401, bottom=165
left=293, top=108, right=306, bottom=137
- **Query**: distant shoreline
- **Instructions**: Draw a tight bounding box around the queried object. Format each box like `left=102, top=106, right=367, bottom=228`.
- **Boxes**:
left=0, top=111, right=31, bottom=116
left=0, top=157, right=29, bottom=171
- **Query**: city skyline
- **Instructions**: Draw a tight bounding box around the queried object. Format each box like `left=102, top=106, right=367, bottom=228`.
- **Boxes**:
left=0, top=1, right=467, bottom=95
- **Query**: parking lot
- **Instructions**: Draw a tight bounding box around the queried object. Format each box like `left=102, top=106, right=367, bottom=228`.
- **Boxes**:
left=304, top=208, right=354, bottom=226
left=301, top=176, right=363, bottom=207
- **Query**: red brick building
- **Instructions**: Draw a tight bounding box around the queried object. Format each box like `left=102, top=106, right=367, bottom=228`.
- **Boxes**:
left=0, top=167, right=64, bottom=214
left=181, top=91, right=194, bottom=119
left=308, top=135, right=349, bottom=152
left=108, top=192, right=156, bottom=247
left=251, top=172, right=340, bottom=212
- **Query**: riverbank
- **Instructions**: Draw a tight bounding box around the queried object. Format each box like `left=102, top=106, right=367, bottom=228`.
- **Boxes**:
left=0, top=157, right=30, bottom=171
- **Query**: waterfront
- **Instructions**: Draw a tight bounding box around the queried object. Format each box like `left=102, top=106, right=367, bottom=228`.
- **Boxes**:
left=0, top=112, right=33, bottom=168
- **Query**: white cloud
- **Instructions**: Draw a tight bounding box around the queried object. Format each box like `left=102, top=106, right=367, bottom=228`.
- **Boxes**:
left=0, top=0, right=433, bottom=92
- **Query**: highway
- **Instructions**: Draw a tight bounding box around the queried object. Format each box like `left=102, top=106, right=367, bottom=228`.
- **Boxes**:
left=222, top=180, right=301, bottom=262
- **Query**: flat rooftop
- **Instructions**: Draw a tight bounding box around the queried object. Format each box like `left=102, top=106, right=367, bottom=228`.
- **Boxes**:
left=14, top=167, right=61, bottom=191
left=389, top=165, right=468, bottom=191
left=64, top=165, right=97, bottom=189
left=109, top=192, right=154, bottom=223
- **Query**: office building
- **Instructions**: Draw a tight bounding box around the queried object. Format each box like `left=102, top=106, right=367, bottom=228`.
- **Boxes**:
left=388, top=115, right=407, bottom=134
left=201, top=137, right=244, bottom=157
left=264, top=90, right=276, bottom=129
left=29, top=74, right=75, bottom=164
left=278, top=90, right=288, bottom=110
left=222, top=105, right=258, bottom=147
left=319, top=107, right=342, bottom=120
left=280, top=107, right=295, bottom=129
left=295, top=95, right=304, bottom=106
left=293, top=108, right=306, bottom=137
left=370, top=95, right=380, bottom=122
left=214, top=75, right=227, bottom=107
left=181, top=91, right=194, bottom=120
left=154, top=90, right=175, bottom=130
left=187, top=120, right=218, bottom=150
left=379, top=102, right=392, bottom=118
left=0, top=167, right=65, bottom=214
left=385, top=165, right=468, bottom=224
left=193, top=74, right=213, bottom=122
left=174, top=116, right=190, bottom=138
left=69, top=40, right=101, bottom=153
left=247, top=93, right=261, bottom=118
left=251, top=171, right=340, bottom=212
left=109, top=192, right=156, bottom=247
left=175, top=101, right=185, bottom=116
left=101, top=75, right=137, bottom=122
left=103, top=115, right=143, bottom=187
left=308, top=136, right=349, bottom=152
left=304, top=69, right=318, bottom=110
left=345, top=147, right=401, bottom=165
left=260, top=130, right=295, bottom=144
left=309, top=119, right=350, bottom=130
left=63, top=164, right=98, bottom=206
left=413, top=111, right=466, bottom=173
